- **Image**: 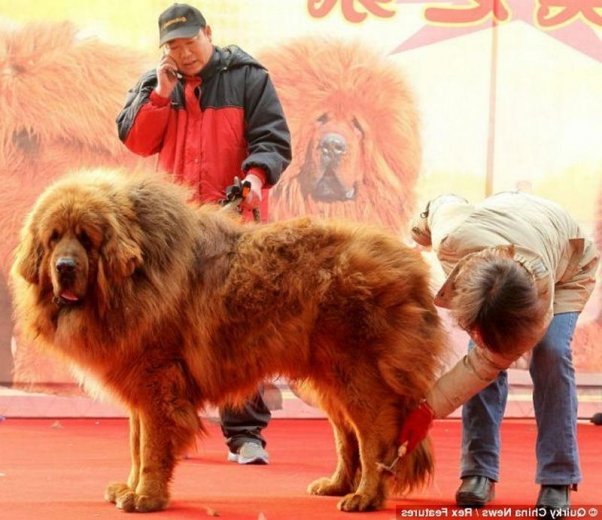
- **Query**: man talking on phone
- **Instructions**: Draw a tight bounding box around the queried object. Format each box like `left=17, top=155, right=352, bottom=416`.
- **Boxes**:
left=117, top=3, right=291, bottom=465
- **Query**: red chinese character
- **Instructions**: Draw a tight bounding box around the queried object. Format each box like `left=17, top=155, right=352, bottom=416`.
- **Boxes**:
left=536, top=0, right=602, bottom=28
left=308, top=0, right=396, bottom=23
left=424, top=0, right=510, bottom=25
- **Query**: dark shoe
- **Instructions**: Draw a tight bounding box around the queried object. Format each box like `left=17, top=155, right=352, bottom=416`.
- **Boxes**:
left=455, top=476, right=495, bottom=507
left=536, top=485, right=571, bottom=516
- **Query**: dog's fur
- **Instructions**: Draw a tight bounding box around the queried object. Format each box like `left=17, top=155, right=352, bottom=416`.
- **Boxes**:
left=261, top=38, right=421, bottom=234
left=11, top=170, right=446, bottom=513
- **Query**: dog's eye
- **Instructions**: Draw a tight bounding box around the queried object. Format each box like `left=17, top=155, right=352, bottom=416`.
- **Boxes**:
left=352, top=116, right=364, bottom=136
left=48, top=229, right=60, bottom=245
left=78, top=231, right=92, bottom=250
left=316, top=113, right=329, bottom=125
left=12, top=129, right=40, bottom=155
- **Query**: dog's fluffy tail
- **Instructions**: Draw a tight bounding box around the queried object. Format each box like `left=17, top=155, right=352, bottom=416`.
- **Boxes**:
left=390, top=437, right=434, bottom=496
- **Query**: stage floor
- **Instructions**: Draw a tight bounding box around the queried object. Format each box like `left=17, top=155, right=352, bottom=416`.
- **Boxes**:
left=0, top=418, right=599, bottom=519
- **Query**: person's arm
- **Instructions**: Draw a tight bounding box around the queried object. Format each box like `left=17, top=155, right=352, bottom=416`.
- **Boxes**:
left=241, top=68, right=291, bottom=187
left=116, top=70, right=173, bottom=157
left=399, top=345, right=515, bottom=453
left=427, top=345, right=513, bottom=417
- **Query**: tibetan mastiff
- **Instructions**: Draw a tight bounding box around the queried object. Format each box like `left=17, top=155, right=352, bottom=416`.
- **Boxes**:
left=10, top=170, right=446, bottom=513
left=261, top=38, right=421, bottom=234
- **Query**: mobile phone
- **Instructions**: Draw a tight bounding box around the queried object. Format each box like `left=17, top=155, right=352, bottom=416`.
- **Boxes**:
left=166, top=67, right=182, bottom=80
left=162, top=49, right=182, bottom=79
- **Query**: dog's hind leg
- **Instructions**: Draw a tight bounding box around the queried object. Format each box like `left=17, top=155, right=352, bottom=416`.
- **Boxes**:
left=336, top=397, right=401, bottom=512
left=307, top=411, right=360, bottom=497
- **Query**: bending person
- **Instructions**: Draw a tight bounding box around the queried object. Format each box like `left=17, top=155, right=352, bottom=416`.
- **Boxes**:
left=400, top=192, right=599, bottom=512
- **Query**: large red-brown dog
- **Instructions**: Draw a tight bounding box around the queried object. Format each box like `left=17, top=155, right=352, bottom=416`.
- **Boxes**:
left=11, top=170, right=446, bottom=513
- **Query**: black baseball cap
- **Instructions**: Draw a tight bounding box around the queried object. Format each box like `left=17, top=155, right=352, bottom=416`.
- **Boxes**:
left=158, top=3, right=206, bottom=46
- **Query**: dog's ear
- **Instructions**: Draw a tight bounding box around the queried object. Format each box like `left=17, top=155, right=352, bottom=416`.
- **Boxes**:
left=100, top=220, right=143, bottom=281
left=12, top=226, right=44, bottom=284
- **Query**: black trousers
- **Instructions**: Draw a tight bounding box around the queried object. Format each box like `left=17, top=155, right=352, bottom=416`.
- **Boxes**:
left=219, top=387, right=271, bottom=452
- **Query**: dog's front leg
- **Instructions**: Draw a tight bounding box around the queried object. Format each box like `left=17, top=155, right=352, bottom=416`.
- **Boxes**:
left=105, top=363, right=200, bottom=512
left=105, top=408, right=174, bottom=512
left=130, top=362, right=200, bottom=512
left=104, top=411, right=141, bottom=511
left=130, top=410, right=175, bottom=512
left=127, top=412, right=141, bottom=490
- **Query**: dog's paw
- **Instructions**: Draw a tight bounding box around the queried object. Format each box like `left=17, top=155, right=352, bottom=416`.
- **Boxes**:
left=337, top=492, right=382, bottom=512
left=104, top=482, right=168, bottom=512
left=133, top=493, right=169, bottom=512
left=307, top=477, right=348, bottom=496
left=116, top=491, right=138, bottom=512
left=105, top=482, right=136, bottom=512
left=104, top=482, right=131, bottom=504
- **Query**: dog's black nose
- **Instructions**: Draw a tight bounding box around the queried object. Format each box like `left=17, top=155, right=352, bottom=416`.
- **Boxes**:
left=319, top=133, right=347, bottom=160
left=56, top=257, right=76, bottom=274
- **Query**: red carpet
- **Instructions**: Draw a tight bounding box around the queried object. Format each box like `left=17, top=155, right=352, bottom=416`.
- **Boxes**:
left=0, top=418, right=599, bottom=519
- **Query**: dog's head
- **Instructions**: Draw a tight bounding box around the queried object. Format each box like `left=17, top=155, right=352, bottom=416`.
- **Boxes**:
left=298, top=112, right=364, bottom=202
left=12, top=173, right=143, bottom=310
left=262, top=38, right=421, bottom=233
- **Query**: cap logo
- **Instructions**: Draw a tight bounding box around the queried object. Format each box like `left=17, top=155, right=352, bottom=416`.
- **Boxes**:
left=161, top=16, right=188, bottom=31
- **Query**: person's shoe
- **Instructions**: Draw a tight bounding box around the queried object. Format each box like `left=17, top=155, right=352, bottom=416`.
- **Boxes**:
left=536, top=485, right=571, bottom=516
left=455, top=476, right=495, bottom=507
left=227, top=442, right=269, bottom=465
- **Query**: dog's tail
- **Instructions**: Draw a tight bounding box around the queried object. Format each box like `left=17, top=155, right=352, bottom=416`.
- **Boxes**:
left=390, top=437, right=434, bottom=496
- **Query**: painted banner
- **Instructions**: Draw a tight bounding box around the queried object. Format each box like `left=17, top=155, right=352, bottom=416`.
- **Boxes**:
left=0, top=0, right=600, bottom=416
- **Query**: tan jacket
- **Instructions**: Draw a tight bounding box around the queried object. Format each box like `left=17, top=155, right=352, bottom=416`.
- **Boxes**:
left=414, top=192, right=599, bottom=418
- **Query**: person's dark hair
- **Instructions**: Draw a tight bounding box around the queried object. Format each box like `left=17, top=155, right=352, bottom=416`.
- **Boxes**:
left=451, top=254, right=546, bottom=356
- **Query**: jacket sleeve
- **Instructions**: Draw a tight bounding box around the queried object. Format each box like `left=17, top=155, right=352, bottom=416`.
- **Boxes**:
left=426, top=345, right=516, bottom=418
left=116, top=70, right=172, bottom=157
left=241, top=67, right=291, bottom=187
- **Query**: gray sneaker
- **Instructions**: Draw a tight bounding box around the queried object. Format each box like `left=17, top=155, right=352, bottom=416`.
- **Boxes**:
left=227, top=442, right=269, bottom=465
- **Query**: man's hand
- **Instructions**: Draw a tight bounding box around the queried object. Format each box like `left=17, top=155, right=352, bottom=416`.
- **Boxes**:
left=155, top=55, right=179, bottom=98
left=240, top=173, right=263, bottom=211
left=399, top=400, right=435, bottom=454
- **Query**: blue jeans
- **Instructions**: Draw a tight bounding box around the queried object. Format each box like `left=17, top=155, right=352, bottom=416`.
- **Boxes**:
left=460, top=312, right=581, bottom=485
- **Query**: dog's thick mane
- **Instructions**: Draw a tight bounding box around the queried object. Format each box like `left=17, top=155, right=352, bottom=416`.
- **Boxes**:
left=11, top=171, right=203, bottom=358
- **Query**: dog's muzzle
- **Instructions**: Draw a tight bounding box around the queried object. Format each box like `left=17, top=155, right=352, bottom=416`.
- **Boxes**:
left=54, top=257, right=82, bottom=306
left=313, top=133, right=356, bottom=202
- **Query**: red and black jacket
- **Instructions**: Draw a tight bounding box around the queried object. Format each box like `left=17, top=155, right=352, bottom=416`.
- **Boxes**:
left=116, top=45, right=291, bottom=209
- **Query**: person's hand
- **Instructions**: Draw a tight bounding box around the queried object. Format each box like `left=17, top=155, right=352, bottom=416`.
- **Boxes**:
left=155, top=55, right=179, bottom=98
left=399, top=400, right=435, bottom=454
left=240, top=173, right=263, bottom=211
